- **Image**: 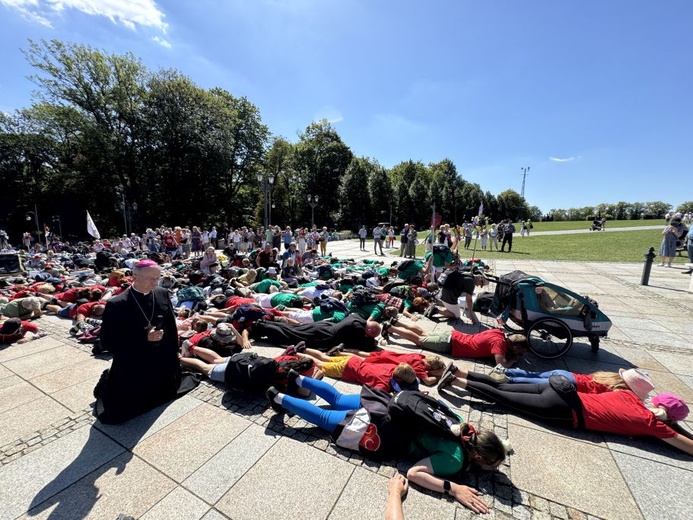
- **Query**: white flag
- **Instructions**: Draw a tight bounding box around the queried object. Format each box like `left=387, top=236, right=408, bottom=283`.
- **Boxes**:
left=86, top=211, right=100, bottom=239
left=478, top=202, right=484, bottom=216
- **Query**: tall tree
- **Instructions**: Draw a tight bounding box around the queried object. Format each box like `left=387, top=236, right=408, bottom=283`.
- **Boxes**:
left=338, top=157, right=375, bottom=231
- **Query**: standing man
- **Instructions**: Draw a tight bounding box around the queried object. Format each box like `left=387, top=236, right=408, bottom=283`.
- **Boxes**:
left=94, top=259, right=198, bottom=424
left=399, top=224, right=408, bottom=257
left=500, top=220, right=516, bottom=253
left=209, top=226, right=218, bottom=249
left=433, top=262, right=488, bottom=324
left=373, top=223, right=384, bottom=256
left=405, top=224, right=418, bottom=259
left=358, top=225, right=367, bottom=251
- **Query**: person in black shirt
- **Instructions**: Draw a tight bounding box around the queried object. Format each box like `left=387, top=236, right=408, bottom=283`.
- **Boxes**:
left=500, top=221, right=516, bottom=252
left=431, top=266, right=488, bottom=324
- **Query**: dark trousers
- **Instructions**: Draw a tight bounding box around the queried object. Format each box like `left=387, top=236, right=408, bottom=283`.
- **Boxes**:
left=465, top=372, right=574, bottom=425
left=501, top=234, right=513, bottom=252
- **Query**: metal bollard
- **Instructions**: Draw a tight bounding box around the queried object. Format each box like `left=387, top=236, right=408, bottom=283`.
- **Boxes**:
left=641, top=247, right=656, bottom=285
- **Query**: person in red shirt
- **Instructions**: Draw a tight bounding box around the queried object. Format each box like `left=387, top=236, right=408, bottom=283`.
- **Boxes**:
left=437, top=366, right=693, bottom=456
left=295, top=348, right=446, bottom=391
left=74, top=301, right=106, bottom=321
left=0, top=318, right=43, bottom=344
left=388, top=327, right=528, bottom=368
left=489, top=367, right=627, bottom=394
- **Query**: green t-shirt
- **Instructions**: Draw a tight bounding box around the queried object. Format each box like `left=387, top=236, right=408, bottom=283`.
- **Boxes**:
left=270, top=293, right=303, bottom=308
left=425, top=248, right=453, bottom=268
left=312, top=307, right=347, bottom=322
left=0, top=300, right=29, bottom=318
left=397, top=260, right=424, bottom=280
left=254, top=279, right=282, bottom=293
left=408, top=432, right=465, bottom=476
left=346, top=301, right=385, bottom=321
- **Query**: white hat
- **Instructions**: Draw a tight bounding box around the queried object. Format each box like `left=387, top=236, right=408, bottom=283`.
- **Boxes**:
left=619, top=368, right=655, bottom=401
left=267, top=267, right=278, bottom=275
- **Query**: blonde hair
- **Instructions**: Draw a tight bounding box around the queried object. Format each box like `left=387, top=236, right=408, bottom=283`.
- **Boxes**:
left=240, top=269, right=257, bottom=284
left=36, top=283, right=56, bottom=294
left=424, top=355, right=445, bottom=371
left=592, top=371, right=629, bottom=391
left=392, top=362, right=417, bottom=384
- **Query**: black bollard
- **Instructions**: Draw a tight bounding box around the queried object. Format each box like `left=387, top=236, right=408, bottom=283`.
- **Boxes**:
left=641, top=247, right=656, bottom=285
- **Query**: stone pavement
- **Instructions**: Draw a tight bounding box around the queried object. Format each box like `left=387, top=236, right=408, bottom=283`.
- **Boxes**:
left=1, top=239, right=692, bottom=520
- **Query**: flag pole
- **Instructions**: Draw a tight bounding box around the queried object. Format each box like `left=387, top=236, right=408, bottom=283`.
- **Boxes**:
left=469, top=202, right=484, bottom=269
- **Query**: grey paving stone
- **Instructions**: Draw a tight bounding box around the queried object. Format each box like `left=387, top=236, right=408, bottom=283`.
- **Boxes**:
left=603, top=434, right=693, bottom=471
left=645, top=370, right=693, bottom=402
left=183, top=423, right=279, bottom=504
left=0, top=425, right=124, bottom=520
left=0, top=336, right=64, bottom=363
left=0, top=375, right=45, bottom=414
left=140, top=486, right=211, bottom=520
left=134, top=402, right=251, bottom=482
left=21, top=453, right=176, bottom=520
left=611, top=451, right=693, bottom=520
left=0, top=395, right=71, bottom=447
left=609, top=346, right=666, bottom=372
left=0, top=363, right=13, bottom=380
left=507, top=423, right=641, bottom=520
left=622, top=330, right=690, bottom=350
left=94, top=394, right=202, bottom=448
left=200, top=510, right=229, bottom=520
left=29, top=356, right=110, bottom=394
left=3, top=345, right=91, bottom=380
left=50, top=378, right=99, bottom=413
left=647, top=350, right=693, bottom=377
left=216, top=436, right=354, bottom=520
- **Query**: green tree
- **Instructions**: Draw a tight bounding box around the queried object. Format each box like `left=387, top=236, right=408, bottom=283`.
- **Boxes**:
left=338, top=157, right=375, bottom=230
left=497, top=189, right=530, bottom=222
left=367, top=162, right=393, bottom=226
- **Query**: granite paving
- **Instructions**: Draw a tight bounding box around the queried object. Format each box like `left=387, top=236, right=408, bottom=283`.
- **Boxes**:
left=0, top=238, right=692, bottom=519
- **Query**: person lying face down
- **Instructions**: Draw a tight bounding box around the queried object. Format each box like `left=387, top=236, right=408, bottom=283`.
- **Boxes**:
left=266, top=373, right=511, bottom=514
left=437, top=365, right=693, bottom=457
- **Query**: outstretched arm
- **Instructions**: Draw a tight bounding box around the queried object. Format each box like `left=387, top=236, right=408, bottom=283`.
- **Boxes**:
left=661, top=433, right=693, bottom=456
left=385, top=474, right=408, bottom=520
left=406, top=458, right=489, bottom=514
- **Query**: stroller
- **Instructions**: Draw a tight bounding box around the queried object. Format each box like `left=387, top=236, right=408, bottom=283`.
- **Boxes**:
left=589, top=219, right=602, bottom=231
left=485, top=270, right=612, bottom=359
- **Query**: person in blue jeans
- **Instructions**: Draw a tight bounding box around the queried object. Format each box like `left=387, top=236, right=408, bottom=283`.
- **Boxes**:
left=501, top=368, right=575, bottom=384
left=266, top=373, right=509, bottom=514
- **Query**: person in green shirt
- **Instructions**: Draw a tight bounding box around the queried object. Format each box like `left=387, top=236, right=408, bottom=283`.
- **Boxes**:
left=266, top=374, right=509, bottom=514
left=396, top=259, right=424, bottom=281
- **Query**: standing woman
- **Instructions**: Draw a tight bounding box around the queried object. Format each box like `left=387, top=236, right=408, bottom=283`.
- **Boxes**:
left=387, top=226, right=395, bottom=248
left=200, top=246, right=217, bottom=274
left=297, top=227, right=307, bottom=255
left=658, top=217, right=683, bottom=267
left=319, top=226, right=329, bottom=256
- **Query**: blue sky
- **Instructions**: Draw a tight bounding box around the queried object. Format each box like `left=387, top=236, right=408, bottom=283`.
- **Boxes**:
left=1, top=0, right=691, bottom=213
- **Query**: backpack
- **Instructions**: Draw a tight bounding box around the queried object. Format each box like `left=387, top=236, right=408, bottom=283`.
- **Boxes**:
left=317, top=264, right=335, bottom=280
left=231, top=304, right=270, bottom=325
left=177, top=286, right=205, bottom=303
left=350, top=287, right=379, bottom=308
left=223, top=352, right=278, bottom=392
left=319, top=296, right=350, bottom=315
left=432, top=244, right=450, bottom=258
left=388, top=391, right=461, bottom=443
left=397, top=259, right=416, bottom=272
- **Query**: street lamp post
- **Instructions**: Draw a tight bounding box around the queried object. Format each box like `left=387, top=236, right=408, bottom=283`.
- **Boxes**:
left=307, top=194, right=319, bottom=228
left=25, top=204, right=42, bottom=245
left=520, top=166, right=530, bottom=199
left=257, top=173, right=275, bottom=229
left=51, top=215, right=63, bottom=239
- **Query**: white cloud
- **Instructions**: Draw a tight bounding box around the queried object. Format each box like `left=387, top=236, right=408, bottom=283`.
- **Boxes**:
left=152, top=36, right=171, bottom=48
left=549, top=156, right=577, bottom=162
left=1, top=0, right=167, bottom=31
left=313, top=106, right=343, bottom=124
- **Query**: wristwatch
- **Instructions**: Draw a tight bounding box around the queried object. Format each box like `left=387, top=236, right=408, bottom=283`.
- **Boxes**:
left=443, top=480, right=451, bottom=495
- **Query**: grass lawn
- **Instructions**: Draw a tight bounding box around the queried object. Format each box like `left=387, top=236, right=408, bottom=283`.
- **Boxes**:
left=528, top=219, right=663, bottom=232
left=416, top=229, right=689, bottom=263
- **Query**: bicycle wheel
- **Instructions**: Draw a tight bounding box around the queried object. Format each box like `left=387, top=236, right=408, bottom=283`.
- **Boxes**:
left=527, top=318, right=573, bottom=359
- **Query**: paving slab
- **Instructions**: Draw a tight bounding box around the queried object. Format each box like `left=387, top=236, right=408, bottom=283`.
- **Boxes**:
left=0, top=336, right=65, bottom=363
left=0, top=425, right=124, bottom=520
left=140, top=486, right=211, bottom=520
left=50, top=378, right=99, bottom=413
left=507, top=423, right=641, bottom=520
left=28, top=356, right=110, bottom=394
left=0, top=375, right=45, bottom=415
left=328, top=465, right=458, bottom=520
left=215, top=436, right=354, bottom=520
left=183, top=423, right=280, bottom=504
left=134, top=402, right=252, bottom=482
left=21, top=453, right=176, bottom=520
left=94, top=394, right=202, bottom=449
left=0, top=363, right=13, bottom=380
left=646, top=350, right=693, bottom=377
left=3, top=345, right=91, bottom=380
left=0, top=395, right=71, bottom=446
left=611, top=451, right=693, bottom=520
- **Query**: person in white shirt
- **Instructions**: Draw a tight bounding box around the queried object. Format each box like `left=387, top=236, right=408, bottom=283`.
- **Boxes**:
left=209, top=227, right=218, bottom=249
